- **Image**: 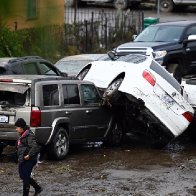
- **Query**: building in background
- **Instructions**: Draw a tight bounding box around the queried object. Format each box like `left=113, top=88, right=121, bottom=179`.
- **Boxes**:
left=0, top=0, right=64, bottom=30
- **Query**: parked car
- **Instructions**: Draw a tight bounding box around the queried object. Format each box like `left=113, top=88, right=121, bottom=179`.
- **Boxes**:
left=0, top=75, right=122, bottom=160
left=54, top=54, right=109, bottom=77
left=0, top=56, right=67, bottom=77
left=113, top=21, right=196, bottom=83
left=77, top=54, right=194, bottom=146
left=66, top=0, right=142, bottom=9
left=159, top=0, right=196, bottom=12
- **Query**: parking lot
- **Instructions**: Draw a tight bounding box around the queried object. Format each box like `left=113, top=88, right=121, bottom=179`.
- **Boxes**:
left=1, top=2, right=196, bottom=196
left=1, top=134, right=196, bottom=196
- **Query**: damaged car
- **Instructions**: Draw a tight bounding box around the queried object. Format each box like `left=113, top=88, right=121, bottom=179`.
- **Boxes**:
left=77, top=54, right=194, bottom=146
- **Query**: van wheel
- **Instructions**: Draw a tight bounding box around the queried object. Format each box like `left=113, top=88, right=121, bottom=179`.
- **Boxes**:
left=160, top=0, right=174, bottom=12
left=47, top=127, right=69, bottom=160
left=103, top=78, right=123, bottom=101
left=114, top=0, right=128, bottom=10
left=105, top=120, right=123, bottom=147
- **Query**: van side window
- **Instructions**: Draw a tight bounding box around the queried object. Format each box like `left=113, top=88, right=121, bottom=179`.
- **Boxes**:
left=62, top=84, right=80, bottom=105
left=43, top=84, right=59, bottom=106
left=81, top=84, right=100, bottom=105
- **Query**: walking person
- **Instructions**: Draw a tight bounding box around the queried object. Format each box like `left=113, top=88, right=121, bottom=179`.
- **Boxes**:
left=15, top=118, right=43, bottom=196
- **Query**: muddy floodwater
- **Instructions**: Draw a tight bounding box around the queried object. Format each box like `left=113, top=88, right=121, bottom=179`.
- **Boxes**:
left=0, top=135, right=196, bottom=196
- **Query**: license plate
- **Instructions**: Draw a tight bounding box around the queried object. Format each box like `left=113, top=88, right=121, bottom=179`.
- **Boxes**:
left=0, top=115, right=9, bottom=123
left=161, top=94, right=175, bottom=107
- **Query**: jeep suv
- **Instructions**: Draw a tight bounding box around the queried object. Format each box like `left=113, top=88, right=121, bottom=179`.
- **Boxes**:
left=114, top=21, right=196, bottom=82
left=0, top=56, right=67, bottom=77
left=0, top=75, right=122, bottom=160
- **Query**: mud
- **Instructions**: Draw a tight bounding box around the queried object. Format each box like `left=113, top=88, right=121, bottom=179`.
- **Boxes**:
left=0, top=136, right=196, bottom=196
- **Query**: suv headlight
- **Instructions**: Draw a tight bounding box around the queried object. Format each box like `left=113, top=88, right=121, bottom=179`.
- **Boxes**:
left=152, top=50, right=167, bottom=59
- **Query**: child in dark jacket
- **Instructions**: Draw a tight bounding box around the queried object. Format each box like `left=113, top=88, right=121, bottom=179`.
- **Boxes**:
left=15, top=118, right=42, bottom=196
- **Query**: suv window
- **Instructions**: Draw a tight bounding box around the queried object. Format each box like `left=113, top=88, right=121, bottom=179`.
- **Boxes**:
left=81, top=84, right=101, bottom=105
left=11, top=63, right=24, bottom=74
left=0, top=91, right=27, bottom=106
left=186, top=26, right=196, bottom=36
left=38, top=62, right=57, bottom=75
left=43, top=84, right=59, bottom=106
left=63, top=84, right=80, bottom=105
left=23, top=62, right=38, bottom=74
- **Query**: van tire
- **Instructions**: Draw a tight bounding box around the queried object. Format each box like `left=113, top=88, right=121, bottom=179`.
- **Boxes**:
left=46, top=127, right=69, bottom=160
left=160, top=0, right=174, bottom=12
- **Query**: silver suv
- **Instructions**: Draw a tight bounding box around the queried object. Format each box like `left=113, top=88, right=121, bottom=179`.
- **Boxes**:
left=0, top=75, right=122, bottom=160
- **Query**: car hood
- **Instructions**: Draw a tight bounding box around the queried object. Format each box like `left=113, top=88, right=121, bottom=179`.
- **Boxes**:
left=116, top=41, right=177, bottom=50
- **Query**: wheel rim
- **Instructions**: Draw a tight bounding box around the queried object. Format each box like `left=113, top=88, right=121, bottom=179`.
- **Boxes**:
left=160, top=0, right=173, bottom=11
left=104, top=78, right=123, bottom=97
left=55, top=132, right=68, bottom=157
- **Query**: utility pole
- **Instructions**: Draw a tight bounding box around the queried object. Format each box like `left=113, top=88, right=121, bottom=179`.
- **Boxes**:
left=157, top=0, right=160, bottom=20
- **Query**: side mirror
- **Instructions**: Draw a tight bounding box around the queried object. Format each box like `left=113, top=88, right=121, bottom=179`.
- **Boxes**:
left=107, top=51, right=116, bottom=61
left=183, top=34, right=196, bottom=45
left=132, top=34, right=137, bottom=40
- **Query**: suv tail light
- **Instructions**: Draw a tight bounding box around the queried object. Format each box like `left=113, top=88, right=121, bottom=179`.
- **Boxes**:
left=30, top=107, right=41, bottom=127
left=142, top=70, right=156, bottom=86
left=182, top=111, right=193, bottom=122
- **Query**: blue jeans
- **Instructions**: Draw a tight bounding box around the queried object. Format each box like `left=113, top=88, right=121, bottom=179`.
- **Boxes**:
left=19, top=159, right=37, bottom=184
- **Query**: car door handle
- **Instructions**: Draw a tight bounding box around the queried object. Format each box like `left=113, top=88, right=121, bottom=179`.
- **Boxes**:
left=65, top=111, right=72, bottom=115
left=86, top=110, right=92, bottom=114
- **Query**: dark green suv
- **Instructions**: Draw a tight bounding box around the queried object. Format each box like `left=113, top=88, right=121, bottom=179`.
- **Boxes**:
left=0, top=75, right=122, bottom=160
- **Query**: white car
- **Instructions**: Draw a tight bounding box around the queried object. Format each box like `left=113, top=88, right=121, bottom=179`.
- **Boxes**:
left=54, top=54, right=108, bottom=77
left=182, top=77, right=196, bottom=110
left=77, top=54, right=194, bottom=146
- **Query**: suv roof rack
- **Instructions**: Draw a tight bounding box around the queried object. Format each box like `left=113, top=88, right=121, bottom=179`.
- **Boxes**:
left=8, top=56, right=42, bottom=64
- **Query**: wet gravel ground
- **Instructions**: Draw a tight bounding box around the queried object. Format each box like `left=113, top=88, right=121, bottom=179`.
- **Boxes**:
left=1, top=134, right=196, bottom=196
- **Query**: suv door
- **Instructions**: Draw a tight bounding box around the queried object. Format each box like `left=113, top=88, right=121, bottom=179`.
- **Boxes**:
left=62, top=83, right=88, bottom=140
left=80, top=84, right=111, bottom=139
left=62, top=83, right=111, bottom=141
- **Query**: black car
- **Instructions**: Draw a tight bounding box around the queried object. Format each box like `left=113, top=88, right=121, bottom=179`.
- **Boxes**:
left=0, top=56, right=67, bottom=77
left=114, top=21, right=196, bottom=82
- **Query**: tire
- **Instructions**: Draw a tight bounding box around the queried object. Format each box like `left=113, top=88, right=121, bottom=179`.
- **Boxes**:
left=105, top=120, right=123, bottom=147
left=46, top=127, right=69, bottom=160
left=103, top=78, right=123, bottom=100
left=167, top=63, right=183, bottom=83
left=160, top=0, right=174, bottom=12
left=77, top=68, right=90, bottom=80
left=114, top=0, right=128, bottom=10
